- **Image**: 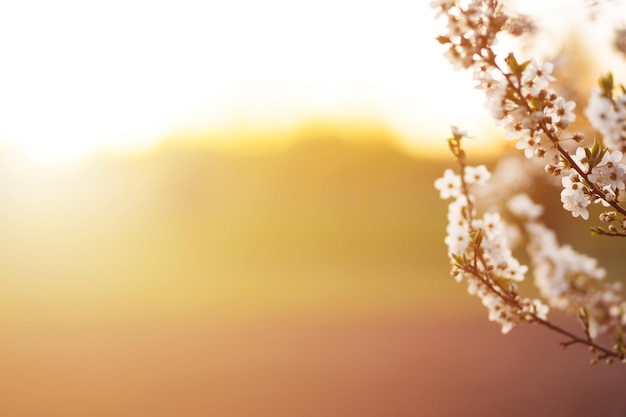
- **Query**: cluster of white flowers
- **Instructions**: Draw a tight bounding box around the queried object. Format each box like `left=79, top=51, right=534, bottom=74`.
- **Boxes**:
left=433, top=1, right=577, bottom=156
left=523, top=220, right=625, bottom=338
left=544, top=146, right=626, bottom=219
left=432, top=0, right=626, bottom=363
left=432, top=0, right=500, bottom=71
left=585, top=85, right=626, bottom=152
left=437, top=148, right=626, bottom=342
left=503, top=192, right=626, bottom=339
left=472, top=154, right=542, bottom=211
left=484, top=58, right=577, bottom=159
left=435, top=161, right=548, bottom=334
left=432, top=0, right=626, bottom=218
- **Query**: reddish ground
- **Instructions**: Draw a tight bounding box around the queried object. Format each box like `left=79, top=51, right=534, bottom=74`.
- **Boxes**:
left=1, top=312, right=624, bottom=417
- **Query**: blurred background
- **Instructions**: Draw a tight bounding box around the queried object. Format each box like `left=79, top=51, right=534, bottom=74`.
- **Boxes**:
left=1, top=1, right=626, bottom=416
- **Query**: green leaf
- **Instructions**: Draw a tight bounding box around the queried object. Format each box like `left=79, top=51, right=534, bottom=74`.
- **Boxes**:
left=504, top=53, right=529, bottom=77
left=471, top=228, right=483, bottom=246
left=591, top=138, right=601, bottom=156
left=600, top=72, right=614, bottom=98
left=587, top=138, right=607, bottom=167
left=590, top=226, right=606, bottom=236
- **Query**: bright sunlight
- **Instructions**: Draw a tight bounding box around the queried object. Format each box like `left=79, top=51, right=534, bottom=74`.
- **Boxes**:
left=0, top=0, right=512, bottom=162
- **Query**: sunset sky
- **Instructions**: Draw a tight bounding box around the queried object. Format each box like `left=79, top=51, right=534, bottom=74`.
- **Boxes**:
left=0, top=0, right=624, bottom=162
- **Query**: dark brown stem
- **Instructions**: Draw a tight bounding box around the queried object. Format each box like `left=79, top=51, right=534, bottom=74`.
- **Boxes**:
left=531, top=315, right=620, bottom=359
left=463, top=257, right=621, bottom=359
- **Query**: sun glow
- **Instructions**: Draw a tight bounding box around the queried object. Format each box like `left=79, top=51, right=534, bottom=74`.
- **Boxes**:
left=0, top=1, right=620, bottom=162
left=0, top=0, right=504, bottom=163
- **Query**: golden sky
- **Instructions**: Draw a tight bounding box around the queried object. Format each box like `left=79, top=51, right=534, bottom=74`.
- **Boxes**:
left=0, top=0, right=624, bottom=162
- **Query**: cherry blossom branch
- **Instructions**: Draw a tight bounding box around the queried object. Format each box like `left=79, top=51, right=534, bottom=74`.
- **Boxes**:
left=464, top=260, right=622, bottom=363
left=493, top=57, right=626, bottom=214
left=437, top=130, right=626, bottom=363
left=433, top=0, right=626, bottom=225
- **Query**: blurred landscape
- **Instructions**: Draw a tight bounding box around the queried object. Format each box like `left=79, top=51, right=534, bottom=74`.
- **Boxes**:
left=0, top=126, right=455, bottom=323
left=0, top=125, right=625, bottom=416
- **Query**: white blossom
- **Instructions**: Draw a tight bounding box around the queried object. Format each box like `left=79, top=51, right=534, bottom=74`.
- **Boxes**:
left=549, top=97, right=577, bottom=128
left=570, top=147, right=590, bottom=173
left=507, top=193, right=544, bottom=220
left=463, top=165, right=491, bottom=185
left=585, top=89, right=626, bottom=151
left=560, top=187, right=590, bottom=220
left=521, top=59, right=556, bottom=95
left=515, top=131, right=541, bottom=158
left=435, top=169, right=462, bottom=199
left=588, top=150, right=626, bottom=190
